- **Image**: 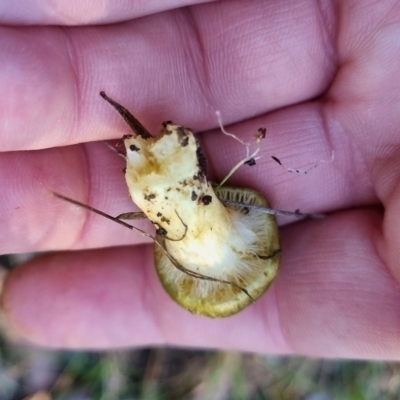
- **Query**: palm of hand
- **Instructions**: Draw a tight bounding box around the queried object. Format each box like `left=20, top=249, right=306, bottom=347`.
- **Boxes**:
left=1, top=0, right=400, bottom=359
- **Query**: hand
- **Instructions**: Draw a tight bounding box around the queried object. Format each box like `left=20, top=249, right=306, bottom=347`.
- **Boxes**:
left=1, top=0, right=400, bottom=359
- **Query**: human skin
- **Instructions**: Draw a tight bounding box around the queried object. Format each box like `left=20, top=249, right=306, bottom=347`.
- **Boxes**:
left=1, top=0, right=400, bottom=359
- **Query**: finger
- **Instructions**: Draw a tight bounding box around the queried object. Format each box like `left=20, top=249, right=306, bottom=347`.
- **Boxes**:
left=3, top=208, right=399, bottom=360
left=0, top=101, right=376, bottom=254
left=204, top=102, right=378, bottom=217
left=0, top=0, right=213, bottom=25
left=0, top=0, right=336, bottom=150
left=202, top=0, right=400, bottom=222
left=276, top=208, right=398, bottom=359
left=0, top=142, right=154, bottom=254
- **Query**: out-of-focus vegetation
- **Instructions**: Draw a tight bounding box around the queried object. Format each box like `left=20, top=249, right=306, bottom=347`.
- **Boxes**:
left=2, top=342, right=400, bottom=400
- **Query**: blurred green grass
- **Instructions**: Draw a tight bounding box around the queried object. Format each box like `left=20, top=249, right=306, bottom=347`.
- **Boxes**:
left=2, top=256, right=400, bottom=400
left=2, top=330, right=400, bottom=399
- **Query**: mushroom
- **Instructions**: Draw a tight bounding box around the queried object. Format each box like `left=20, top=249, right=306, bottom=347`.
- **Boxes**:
left=100, top=92, right=281, bottom=317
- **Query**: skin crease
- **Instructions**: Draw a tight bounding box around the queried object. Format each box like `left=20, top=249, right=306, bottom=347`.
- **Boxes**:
left=1, top=0, right=400, bottom=359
